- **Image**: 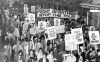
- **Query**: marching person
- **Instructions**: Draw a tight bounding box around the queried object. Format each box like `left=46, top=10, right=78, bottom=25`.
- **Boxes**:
left=37, top=48, right=43, bottom=62
left=47, top=50, right=54, bottom=62
left=39, top=53, right=49, bottom=62
left=17, top=51, right=24, bottom=62
left=27, top=49, right=37, bottom=62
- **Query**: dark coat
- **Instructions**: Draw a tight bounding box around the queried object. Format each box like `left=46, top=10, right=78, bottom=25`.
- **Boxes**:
left=39, top=58, right=49, bottom=62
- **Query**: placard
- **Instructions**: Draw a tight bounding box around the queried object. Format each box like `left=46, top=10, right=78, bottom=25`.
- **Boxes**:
left=54, top=18, right=61, bottom=26
left=65, top=34, right=77, bottom=51
left=13, top=28, right=19, bottom=37
left=56, top=25, right=65, bottom=33
left=30, top=27, right=38, bottom=35
left=47, top=26, right=56, bottom=40
left=89, top=31, right=100, bottom=44
left=31, top=6, right=35, bottom=13
left=71, top=28, right=84, bottom=44
left=38, top=21, right=46, bottom=32
left=24, top=4, right=28, bottom=14
left=27, top=13, right=35, bottom=23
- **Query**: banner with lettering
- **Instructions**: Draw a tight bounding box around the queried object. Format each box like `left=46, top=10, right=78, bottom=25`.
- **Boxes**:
left=47, top=26, right=57, bottom=40
left=65, top=34, right=77, bottom=51
left=71, top=28, right=84, bottom=44
left=37, top=9, right=78, bottom=19
left=89, top=31, right=100, bottom=44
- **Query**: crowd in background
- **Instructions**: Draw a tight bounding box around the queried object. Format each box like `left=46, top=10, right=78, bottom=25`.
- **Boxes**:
left=0, top=2, right=100, bottom=62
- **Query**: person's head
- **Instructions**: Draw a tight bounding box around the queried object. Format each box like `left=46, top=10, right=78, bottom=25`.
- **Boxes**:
left=49, top=50, right=53, bottom=55
left=42, top=53, right=46, bottom=58
left=49, top=44, right=53, bottom=48
left=29, top=49, right=35, bottom=55
left=54, top=43, right=57, bottom=47
left=18, top=51, right=23, bottom=56
left=39, top=48, right=43, bottom=53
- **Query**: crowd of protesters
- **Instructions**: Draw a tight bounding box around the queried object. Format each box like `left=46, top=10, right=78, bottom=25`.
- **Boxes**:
left=0, top=2, right=100, bottom=62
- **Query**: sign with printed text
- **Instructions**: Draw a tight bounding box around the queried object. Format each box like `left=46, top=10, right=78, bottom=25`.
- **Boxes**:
left=56, top=25, right=65, bottom=33
left=37, top=9, right=78, bottom=19
left=31, top=6, right=35, bottom=13
left=27, top=13, right=35, bottom=23
left=71, top=28, right=84, bottom=44
left=30, top=27, right=38, bottom=35
left=47, top=26, right=56, bottom=40
left=89, top=31, right=100, bottom=44
left=38, top=21, right=46, bottom=32
left=65, top=34, right=77, bottom=51
left=54, top=18, right=61, bottom=26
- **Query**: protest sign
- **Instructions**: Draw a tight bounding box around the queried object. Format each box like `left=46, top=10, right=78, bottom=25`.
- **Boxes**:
left=56, top=25, right=65, bottom=33
left=30, top=27, right=38, bottom=35
left=71, top=28, right=84, bottom=44
left=65, top=34, right=77, bottom=51
left=89, top=31, right=100, bottom=44
left=31, top=6, right=35, bottom=13
left=13, top=28, right=19, bottom=37
left=47, top=26, right=56, bottom=40
left=27, top=13, right=35, bottom=23
left=54, top=18, right=61, bottom=26
left=24, top=4, right=28, bottom=14
left=38, top=21, right=46, bottom=32
left=89, top=26, right=95, bottom=31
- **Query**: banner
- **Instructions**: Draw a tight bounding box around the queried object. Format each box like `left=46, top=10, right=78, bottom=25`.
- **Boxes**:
left=56, top=25, right=65, bottom=34
left=47, top=26, right=56, bottom=40
left=27, top=13, right=35, bottom=23
left=31, top=6, right=35, bottom=13
left=65, top=34, right=77, bottom=51
left=37, top=9, right=51, bottom=17
left=89, top=31, right=100, bottom=44
left=54, top=18, right=61, bottom=26
left=38, top=21, right=46, bottom=32
left=71, top=28, right=84, bottom=44
left=37, top=9, right=78, bottom=19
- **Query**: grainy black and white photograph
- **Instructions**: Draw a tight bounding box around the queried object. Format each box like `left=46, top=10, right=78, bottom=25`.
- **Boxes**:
left=0, top=0, right=100, bottom=62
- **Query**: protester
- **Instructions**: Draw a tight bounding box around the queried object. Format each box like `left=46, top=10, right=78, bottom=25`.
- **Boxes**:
left=27, top=49, right=37, bottom=62
left=47, top=50, right=54, bottom=62
left=17, top=51, right=24, bottom=62
left=39, top=53, right=49, bottom=62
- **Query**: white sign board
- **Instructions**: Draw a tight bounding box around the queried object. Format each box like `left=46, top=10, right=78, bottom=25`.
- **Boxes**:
left=47, top=26, right=57, bottom=40
left=38, top=21, right=46, bottom=32
left=89, top=31, right=100, bottom=44
left=54, top=18, right=61, bottom=26
left=30, top=27, right=38, bottom=35
left=65, top=34, right=77, bottom=51
left=56, top=25, right=65, bottom=33
left=24, top=4, right=28, bottom=14
left=31, top=6, right=35, bottom=13
left=13, top=28, right=19, bottom=37
left=27, top=13, right=35, bottom=23
left=71, top=28, right=84, bottom=44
